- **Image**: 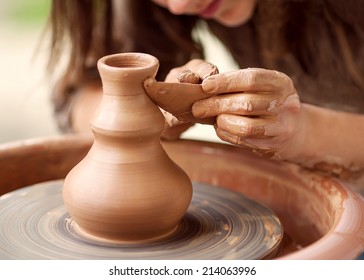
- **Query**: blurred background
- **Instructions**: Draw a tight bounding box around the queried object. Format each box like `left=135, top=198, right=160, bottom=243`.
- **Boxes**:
left=0, top=0, right=58, bottom=144
left=0, top=0, right=237, bottom=144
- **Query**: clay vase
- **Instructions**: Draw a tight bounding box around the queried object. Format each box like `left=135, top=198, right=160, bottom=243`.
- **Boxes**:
left=63, top=53, right=193, bottom=242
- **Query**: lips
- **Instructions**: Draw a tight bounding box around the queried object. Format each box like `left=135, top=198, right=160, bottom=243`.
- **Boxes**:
left=199, top=0, right=222, bottom=18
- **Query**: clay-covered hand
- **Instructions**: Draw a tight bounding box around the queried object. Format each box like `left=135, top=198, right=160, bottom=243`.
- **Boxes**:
left=160, top=108, right=195, bottom=140
left=145, top=59, right=219, bottom=140
left=165, top=59, right=219, bottom=83
left=192, top=68, right=304, bottom=160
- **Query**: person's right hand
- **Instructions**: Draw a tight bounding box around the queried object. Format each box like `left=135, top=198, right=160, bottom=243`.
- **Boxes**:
left=192, top=68, right=303, bottom=160
left=144, top=59, right=219, bottom=140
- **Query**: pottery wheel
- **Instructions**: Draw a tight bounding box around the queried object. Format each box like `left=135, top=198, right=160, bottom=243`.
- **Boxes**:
left=0, top=180, right=283, bottom=259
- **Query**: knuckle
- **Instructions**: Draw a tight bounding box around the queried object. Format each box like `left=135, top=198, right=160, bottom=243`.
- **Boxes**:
left=244, top=69, right=260, bottom=86
left=277, top=71, right=295, bottom=90
left=188, top=59, right=204, bottom=66
left=241, top=123, right=254, bottom=136
left=169, top=67, right=181, bottom=77
left=282, top=95, right=301, bottom=114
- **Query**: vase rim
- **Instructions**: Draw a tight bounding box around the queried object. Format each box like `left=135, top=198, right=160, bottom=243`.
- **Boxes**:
left=98, top=53, right=159, bottom=73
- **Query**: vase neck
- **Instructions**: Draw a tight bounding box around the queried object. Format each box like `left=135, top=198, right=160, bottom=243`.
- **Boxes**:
left=97, top=53, right=159, bottom=96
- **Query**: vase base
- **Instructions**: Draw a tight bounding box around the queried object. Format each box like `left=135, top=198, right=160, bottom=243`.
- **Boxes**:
left=72, top=221, right=180, bottom=245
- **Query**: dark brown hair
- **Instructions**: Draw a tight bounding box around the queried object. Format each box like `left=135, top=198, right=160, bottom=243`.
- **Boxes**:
left=49, top=0, right=202, bottom=84
left=48, top=0, right=364, bottom=131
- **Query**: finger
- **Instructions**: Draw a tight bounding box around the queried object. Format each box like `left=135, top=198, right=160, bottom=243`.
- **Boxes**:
left=182, top=59, right=219, bottom=80
left=177, top=70, right=201, bottom=84
left=161, top=122, right=195, bottom=140
left=166, top=59, right=218, bottom=82
left=192, top=92, right=276, bottom=118
left=216, top=114, right=275, bottom=139
left=166, top=66, right=185, bottom=82
left=202, top=68, right=294, bottom=94
left=215, top=126, right=277, bottom=158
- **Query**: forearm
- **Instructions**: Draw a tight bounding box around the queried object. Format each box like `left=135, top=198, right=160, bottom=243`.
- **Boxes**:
left=293, top=103, right=364, bottom=183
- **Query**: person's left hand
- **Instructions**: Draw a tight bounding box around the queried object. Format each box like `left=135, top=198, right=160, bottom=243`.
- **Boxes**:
left=192, top=68, right=304, bottom=160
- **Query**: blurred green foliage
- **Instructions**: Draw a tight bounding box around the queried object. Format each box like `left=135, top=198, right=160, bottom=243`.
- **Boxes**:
left=4, top=0, right=50, bottom=26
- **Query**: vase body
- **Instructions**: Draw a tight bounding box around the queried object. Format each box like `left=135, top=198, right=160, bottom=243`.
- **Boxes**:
left=63, top=53, right=193, bottom=242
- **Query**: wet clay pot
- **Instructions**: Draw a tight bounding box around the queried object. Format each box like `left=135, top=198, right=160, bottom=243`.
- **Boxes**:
left=63, top=53, right=193, bottom=242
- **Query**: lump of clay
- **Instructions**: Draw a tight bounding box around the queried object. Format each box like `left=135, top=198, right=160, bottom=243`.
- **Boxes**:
left=144, top=61, right=219, bottom=124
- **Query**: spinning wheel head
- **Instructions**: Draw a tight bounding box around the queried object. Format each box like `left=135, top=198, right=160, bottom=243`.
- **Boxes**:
left=0, top=180, right=283, bottom=259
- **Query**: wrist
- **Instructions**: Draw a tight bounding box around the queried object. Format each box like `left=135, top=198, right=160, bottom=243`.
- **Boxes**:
left=284, top=104, right=364, bottom=182
left=284, top=103, right=328, bottom=167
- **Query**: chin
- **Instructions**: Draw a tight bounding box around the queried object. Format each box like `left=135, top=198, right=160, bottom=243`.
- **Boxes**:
left=216, top=18, right=247, bottom=27
left=215, top=11, right=253, bottom=27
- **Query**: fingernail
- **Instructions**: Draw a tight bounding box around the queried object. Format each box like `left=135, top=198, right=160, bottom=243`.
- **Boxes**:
left=202, top=76, right=218, bottom=93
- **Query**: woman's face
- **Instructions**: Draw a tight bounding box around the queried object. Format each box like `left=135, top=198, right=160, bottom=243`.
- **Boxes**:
left=151, top=0, right=257, bottom=27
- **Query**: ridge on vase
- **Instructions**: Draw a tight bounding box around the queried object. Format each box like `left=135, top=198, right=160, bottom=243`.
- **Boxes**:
left=63, top=53, right=193, bottom=242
